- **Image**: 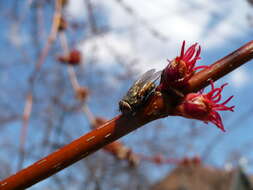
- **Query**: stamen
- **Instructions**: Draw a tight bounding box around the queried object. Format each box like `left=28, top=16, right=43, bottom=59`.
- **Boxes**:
left=221, top=95, right=234, bottom=105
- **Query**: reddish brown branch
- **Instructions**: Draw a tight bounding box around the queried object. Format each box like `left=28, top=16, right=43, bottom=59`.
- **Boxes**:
left=1, top=41, right=253, bottom=190
left=86, top=114, right=140, bottom=166
left=185, top=40, right=253, bottom=93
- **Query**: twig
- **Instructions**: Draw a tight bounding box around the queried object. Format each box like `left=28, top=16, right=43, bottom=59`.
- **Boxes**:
left=29, top=0, right=63, bottom=85
left=185, top=40, right=253, bottom=93
left=59, top=32, right=81, bottom=91
left=18, top=0, right=62, bottom=169
left=114, top=0, right=169, bottom=42
left=1, top=41, right=253, bottom=190
left=16, top=0, right=63, bottom=171
left=202, top=105, right=253, bottom=161
left=84, top=0, right=98, bottom=34
left=82, top=105, right=96, bottom=126
left=17, top=93, right=33, bottom=170
left=137, top=153, right=179, bottom=165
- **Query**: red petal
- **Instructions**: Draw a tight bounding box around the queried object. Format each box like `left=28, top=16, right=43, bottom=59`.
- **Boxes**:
left=209, top=111, right=226, bottom=132
left=180, top=41, right=186, bottom=58
left=183, top=43, right=198, bottom=61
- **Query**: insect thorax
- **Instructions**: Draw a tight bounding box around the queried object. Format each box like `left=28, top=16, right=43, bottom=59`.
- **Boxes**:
left=123, top=82, right=155, bottom=109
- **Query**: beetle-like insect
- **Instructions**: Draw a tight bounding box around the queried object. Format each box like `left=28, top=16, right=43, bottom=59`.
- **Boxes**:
left=119, top=69, right=162, bottom=114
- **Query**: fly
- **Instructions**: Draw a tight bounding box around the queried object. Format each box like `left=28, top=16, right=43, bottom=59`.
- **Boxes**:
left=119, top=69, right=162, bottom=114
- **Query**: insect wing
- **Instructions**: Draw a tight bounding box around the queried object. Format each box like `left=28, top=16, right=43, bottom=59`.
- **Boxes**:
left=124, top=69, right=156, bottom=96
left=133, top=69, right=161, bottom=89
left=120, top=69, right=162, bottom=113
left=123, top=69, right=162, bottom=100
left=133, top=69, right=155, bottom=86
left=149, top=70, right=162, bottom=83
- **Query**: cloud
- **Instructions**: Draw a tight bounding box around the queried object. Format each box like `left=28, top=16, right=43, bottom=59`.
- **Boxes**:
left=110, top=0, right=249, bottom=50
left=65, top=0, right=86, bottom=19
left=72, top=0, right=251, bottom=74
left=229, top=67, right=250, bottom=88
left=80, top=33, right=135, bottom=67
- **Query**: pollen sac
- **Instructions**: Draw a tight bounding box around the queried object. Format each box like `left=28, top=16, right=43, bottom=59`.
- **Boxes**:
left=119, top=69, right=161, bottom=114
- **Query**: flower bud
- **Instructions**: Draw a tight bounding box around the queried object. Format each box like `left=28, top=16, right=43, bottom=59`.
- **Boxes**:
left=58, top=49, right=82, bottom=65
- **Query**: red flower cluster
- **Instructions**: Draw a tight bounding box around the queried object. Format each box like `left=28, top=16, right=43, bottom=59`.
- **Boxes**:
left=158, top=41, right=207, bottom=91
left=176, top=81, right=234, bottom=132
left=157, top=41, right=234, bottom=132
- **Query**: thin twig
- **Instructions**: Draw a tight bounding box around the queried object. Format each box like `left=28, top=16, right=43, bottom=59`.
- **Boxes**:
left=202, top=105, right=253, bottom=161
left=16, top=0, right=63, bottom=171
left=185, top=40, right=253, bottom=93
left=114, top=0, right=169, bottom=42
left=83, top=105, right=96, bottom=126
left=29, top=0, right=63, bottom=85
left=17, top=93, right=33, bottom=170
left=84, top=0, right=98, bottom=34
left=18, top=0, right=62, bottom=170
left=59, top=32, right=81, bottom=91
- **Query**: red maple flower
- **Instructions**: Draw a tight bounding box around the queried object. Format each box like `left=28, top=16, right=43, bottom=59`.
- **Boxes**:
left=175, top=81, right=234, bottom=132
left=58, top=49, right=82, bottom=65
left=157, top=41, right=208, bottom=91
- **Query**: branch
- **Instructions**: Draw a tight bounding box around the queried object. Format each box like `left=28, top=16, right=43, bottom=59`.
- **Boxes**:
left=17, top=93, right=33, bottom=170
left=1, top=41, right=253, bottom=190
left=15, top=0, right=64, bottom=174
left=185, top=40, right=253, bottom=92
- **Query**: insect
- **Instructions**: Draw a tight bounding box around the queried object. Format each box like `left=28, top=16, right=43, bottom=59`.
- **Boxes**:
left=119, top=69, right=162, bottom=114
